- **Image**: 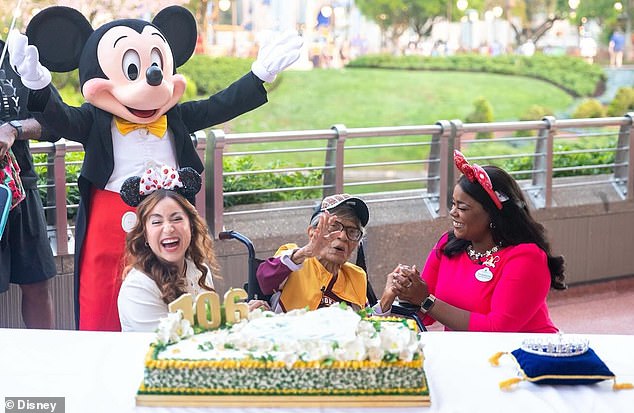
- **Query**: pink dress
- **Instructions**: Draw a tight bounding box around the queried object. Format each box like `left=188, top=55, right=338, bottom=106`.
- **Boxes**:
left=422, top=233, right=558, bottom=333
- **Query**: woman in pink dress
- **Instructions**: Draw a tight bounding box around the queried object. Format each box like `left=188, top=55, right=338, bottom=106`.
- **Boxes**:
left=377, top=151, right=566, bottom=333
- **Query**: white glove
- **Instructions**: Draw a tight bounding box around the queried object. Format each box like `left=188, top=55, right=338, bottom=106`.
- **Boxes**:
left=7, top=30, right=51, bottom=90
left=251, top=31, right=303, bottom=83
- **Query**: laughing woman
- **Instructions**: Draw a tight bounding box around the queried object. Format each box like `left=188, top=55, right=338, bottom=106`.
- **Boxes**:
left=378, top=151, right=566, bottom=333
left=117, top=166, right=268, bottom=332
left=117, top=188, right=219, bottom=332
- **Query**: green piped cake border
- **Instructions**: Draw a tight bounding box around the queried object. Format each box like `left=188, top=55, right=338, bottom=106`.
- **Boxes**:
left=137, top=369, right=430, bottom=407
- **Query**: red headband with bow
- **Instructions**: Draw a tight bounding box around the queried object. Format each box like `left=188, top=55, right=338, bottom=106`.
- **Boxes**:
left=453, top=150, right=503, bottom=209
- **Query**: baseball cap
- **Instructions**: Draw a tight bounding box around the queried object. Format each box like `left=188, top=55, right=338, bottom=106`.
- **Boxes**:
left=311, top=193, right=369, bottom=227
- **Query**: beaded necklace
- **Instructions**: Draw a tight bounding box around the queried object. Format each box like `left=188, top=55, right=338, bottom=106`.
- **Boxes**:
left=466, top=244, right=501, bottom=262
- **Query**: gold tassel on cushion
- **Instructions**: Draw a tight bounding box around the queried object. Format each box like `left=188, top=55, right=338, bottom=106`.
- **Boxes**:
left=612, top=380, right=633, bottom=390
left=489, top=351, right=506, bottom=366
left=498, top=377, right=522, bottom=390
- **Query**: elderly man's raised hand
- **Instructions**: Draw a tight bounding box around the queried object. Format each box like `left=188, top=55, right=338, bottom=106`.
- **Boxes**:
left=251, top=31, right=303, bottom=83
left=304, top=210, right=342, bottom=257
left=7, top=30, right=51, bottom=90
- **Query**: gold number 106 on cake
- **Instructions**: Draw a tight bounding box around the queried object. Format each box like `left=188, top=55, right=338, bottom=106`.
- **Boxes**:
left=168, top=288, right=249, bottom=329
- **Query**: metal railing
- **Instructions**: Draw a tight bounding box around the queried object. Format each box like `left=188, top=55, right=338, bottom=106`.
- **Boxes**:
left=30, top=114, right=634, bottom=255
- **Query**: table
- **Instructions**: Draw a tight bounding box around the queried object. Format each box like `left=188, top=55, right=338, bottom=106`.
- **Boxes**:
left=0, top=328, right=632, bottom=413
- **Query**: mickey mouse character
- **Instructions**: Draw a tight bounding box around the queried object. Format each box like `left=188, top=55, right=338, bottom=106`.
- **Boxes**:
left=8, top=6, right=302, bottom=331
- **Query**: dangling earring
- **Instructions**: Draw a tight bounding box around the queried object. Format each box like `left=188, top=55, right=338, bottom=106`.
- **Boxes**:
left=489, top=222, right=496, bottom=229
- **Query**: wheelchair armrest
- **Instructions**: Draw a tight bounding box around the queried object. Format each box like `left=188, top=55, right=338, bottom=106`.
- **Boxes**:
left=391, top=301, right=427, bottom=332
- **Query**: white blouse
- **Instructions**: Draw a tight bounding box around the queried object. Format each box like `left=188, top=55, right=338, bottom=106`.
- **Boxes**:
left=118, top=259, right=214, bottom=332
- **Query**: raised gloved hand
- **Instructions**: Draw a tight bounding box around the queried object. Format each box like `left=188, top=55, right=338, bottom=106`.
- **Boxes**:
left=251, top=31, right=303, bottom=83
left=7, top=30, right=51, bottom=90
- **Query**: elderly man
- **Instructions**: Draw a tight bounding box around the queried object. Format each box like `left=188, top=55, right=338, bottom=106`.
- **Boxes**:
left=256, top=194, right=370, bottom=313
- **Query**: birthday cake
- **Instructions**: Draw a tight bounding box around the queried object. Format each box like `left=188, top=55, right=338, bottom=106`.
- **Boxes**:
left=137, top=305, right=429, bottom=406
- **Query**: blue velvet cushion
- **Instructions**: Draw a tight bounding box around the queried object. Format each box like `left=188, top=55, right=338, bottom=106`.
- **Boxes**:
left=510, top=348, right=615, bottom=385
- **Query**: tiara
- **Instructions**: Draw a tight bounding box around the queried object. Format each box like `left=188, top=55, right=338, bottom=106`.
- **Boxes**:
left=520, top=335, right=589, bottom=357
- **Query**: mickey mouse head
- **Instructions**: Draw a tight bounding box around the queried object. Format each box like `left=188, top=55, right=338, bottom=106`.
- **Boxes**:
left=24, top=5, right=196, bottom=124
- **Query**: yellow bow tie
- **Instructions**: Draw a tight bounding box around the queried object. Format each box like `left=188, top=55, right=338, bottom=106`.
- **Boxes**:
left=114, top=115, right=167, bottom=137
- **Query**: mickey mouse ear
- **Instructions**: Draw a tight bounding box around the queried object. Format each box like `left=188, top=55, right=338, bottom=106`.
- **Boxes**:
left=120, top=176, right=142, bottom=207
left=152, top=6, right=197, bottom=68
left=26, top=6, right=93, bottom=72
left=176, top=167, right=202, bottom=200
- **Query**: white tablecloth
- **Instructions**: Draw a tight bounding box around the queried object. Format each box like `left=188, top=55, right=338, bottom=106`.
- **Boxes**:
left=0, top=329, right=632, bottom=413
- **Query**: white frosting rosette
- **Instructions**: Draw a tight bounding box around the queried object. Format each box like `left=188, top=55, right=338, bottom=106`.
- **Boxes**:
left=156, top=310, right=194, bottom=345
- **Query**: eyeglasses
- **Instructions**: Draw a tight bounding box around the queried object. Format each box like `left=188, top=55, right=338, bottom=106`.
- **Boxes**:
left=327, top=221, right=363, bottom=241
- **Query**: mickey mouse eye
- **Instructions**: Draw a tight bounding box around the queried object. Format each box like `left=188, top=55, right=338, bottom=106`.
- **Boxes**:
left=122, top=49, right=141, bottom=81
left=150, top=48, right=163, bottom=70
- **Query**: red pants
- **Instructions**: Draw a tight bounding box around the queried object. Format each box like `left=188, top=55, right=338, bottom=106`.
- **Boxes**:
left=78, top=189, right=135, bottom=331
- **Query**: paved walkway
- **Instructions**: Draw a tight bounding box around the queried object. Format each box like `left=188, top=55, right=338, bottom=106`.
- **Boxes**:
left=558, top=65, right=634, bottom=117
left=547, top=275, right=634, bottom=335
left=598, top=66, right=634, bottom=104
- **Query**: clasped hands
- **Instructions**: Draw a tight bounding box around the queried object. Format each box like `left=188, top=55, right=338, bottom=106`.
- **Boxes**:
left=385, top=264, right=428, bottom=307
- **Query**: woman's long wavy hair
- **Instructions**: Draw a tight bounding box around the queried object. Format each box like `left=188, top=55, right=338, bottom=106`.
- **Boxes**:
left=123, top=190, right=219, bottom=303
left=443, top=165, right=566, bottom=290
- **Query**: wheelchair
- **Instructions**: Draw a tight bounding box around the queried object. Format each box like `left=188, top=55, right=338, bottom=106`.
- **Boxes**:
left=218, top=230, right=425, bottom=332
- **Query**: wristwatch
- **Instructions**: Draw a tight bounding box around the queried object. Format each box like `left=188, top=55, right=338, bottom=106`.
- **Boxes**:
left=7, top=120, right=23, bottom=140
left=420, top=294, right=436, bottom=314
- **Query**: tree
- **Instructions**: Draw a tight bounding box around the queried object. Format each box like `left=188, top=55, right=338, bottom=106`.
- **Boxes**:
left=407, top=0, right=447, bottom=45
left=355, top=0, right=410, bottom=51
left=186, top=0, right=212, bottom=54
left=573, top=0, right=624, bottom=42
left=56, top=0, right=188, bottom=25
left=356, top=0, right=458, bottom=51
left=497, top=0, right=620, bottom=47
left=502, top=0, right=567, bottom=46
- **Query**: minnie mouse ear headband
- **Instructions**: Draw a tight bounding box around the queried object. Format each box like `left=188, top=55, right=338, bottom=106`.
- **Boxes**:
left=453, top=150, right=508, bottom=210
left=119, top=164, right=201, bottom=207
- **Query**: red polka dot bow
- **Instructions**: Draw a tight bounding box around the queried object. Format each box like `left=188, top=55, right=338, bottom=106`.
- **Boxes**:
left=453, top=150, right=503, bottom=210
left=139, top=165, right=183, bottom=196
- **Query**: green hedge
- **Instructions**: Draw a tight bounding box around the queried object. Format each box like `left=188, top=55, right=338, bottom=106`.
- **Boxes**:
left=33, top=152, right=83, bottom=221
left=607, top=87, right=634, bottom=116
left=499, top=138, right=617, bottom=180
left=223, top=156, right=322, bottom=207
left=465, top=97, right=494, bottom=139
left=573, top=99, right=606, bottom=118
left=347, top=53, right=605, bottom=98
left=179, top=55, right=254, bottom=95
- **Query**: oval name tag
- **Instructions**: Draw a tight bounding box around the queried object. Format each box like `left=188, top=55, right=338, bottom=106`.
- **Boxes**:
left=121, top=211, right=138, bottom=233
left=475, top=267, right=494, bottom=282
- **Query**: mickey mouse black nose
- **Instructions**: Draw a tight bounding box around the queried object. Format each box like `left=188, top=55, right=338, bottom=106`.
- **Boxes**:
left=146, top=66, right=163, bottom=86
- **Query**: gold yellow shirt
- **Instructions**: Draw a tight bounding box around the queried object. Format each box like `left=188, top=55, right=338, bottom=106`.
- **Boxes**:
left=276, top=243, right=367, bottom=311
